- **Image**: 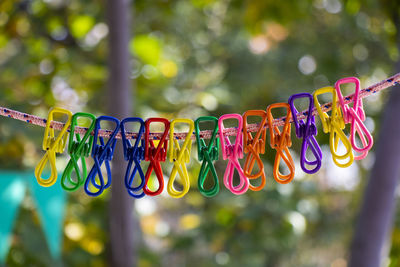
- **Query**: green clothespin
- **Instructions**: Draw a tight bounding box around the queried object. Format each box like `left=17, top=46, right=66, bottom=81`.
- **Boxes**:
left=61, top=112, right=96, bottom=191
left=195, top=116, right=220, bottom=197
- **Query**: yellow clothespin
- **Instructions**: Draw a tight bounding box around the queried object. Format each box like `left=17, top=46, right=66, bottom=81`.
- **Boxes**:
left=167, top=119, right=194, bottom=198
left=313, top=87, right=354, bottom=167
left=35, top=107, right=72, bottom=187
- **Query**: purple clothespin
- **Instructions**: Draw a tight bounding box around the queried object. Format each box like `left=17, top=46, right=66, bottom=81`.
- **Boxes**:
left=288, top=93, right=322, bottom=174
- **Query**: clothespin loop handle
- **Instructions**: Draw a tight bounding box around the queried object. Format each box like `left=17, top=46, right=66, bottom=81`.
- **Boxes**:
left=335, top=77, right=373, bottom=160
left=143, top=118, right=170, bottom=196
left=288, top=93, right=322, bottom=174
left=167, top=118, right=194, bottom=198
left=266, top=103, right=295, bottom=184
left=35, top=107, right=72, bottom=187
left=84, top=116, right=120, bottom=196
left=313, top=86, right=354, bottom=167
left=219, top=114, right=249, bottom=195
left=243, top=110, right=267, bottom=191
left=195, top=116, right=220, bottom=197
left=61, top=112, right=96, bottom=191
left=121, top=117, right=146, bottom=198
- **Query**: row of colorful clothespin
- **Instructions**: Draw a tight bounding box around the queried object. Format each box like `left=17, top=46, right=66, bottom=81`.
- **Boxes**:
left=34, top=77, right=373, bottom=198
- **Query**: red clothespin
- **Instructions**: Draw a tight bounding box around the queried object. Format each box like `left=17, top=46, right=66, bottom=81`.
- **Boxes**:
left=143, top=118, right=170, bottom=196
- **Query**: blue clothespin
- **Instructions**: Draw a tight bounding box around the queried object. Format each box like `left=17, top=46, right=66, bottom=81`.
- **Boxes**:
left=120, top=117, right=146, bottom=198
left=84, top=116, right=120, bottom=197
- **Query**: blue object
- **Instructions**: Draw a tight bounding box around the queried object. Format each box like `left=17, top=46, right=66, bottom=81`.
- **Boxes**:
left=0, top=172, right=26, bottom=263
left=121, top=117, right=146, bottom=198
left=84, top=116, right=120, bottom=197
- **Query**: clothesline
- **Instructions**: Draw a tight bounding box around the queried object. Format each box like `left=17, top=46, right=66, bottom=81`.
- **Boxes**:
left=1, top=72, right=399, bottom=140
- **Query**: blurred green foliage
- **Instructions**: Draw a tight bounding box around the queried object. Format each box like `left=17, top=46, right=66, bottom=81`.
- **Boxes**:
left=1, top=0, right=400, bottom=266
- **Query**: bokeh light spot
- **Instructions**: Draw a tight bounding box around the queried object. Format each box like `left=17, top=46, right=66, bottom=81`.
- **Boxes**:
left=331, top=258, right=347, bottom=267
left=353, top=44, right=368, bottom=61
left=179, top=214, right=201, bottom=230
left=16, top=17, right=30, bottom=36
left=198, top=92, right=218, bottom=111
left=142, top=64, right=159, bottom=79
left=324, top=0, right=342, bottom=14
left=160, top=60, right=178, bottom=78
left=286, top=211, right=306, bottom=235
left=65, top=222, right=84, bottom=241
left=215, top=252, right=230, bottom=265
left=248, top=35, right=270, bottom=55
left=155, top=221, right=170, bottom=237
left=39, top=59, right=54, bottom=75
left=267, top=23, right=288, bottom=41
left=135, top=197, right=157, bottom=216
left=70, top=15, right=95, bottom=39
left=82, top=239, right=104, bottom=255
left=298, top=55, right=317, bottom=75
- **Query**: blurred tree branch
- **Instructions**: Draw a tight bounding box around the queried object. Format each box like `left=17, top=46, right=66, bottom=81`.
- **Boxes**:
left=349, top=1, right=400, bottom=265
left=106, top=0, right=139, bottom=266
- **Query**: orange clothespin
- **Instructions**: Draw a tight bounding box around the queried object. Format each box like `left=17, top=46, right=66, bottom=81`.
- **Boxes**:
left=266, top=103, right=295, bottom=184
left=243, top=110, right=267, bottom=191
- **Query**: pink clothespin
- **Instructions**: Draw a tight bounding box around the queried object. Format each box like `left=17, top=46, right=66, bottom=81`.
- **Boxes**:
left=218, top=114, right=249, bottom=195
left=335, top=77, right=373, bottom=160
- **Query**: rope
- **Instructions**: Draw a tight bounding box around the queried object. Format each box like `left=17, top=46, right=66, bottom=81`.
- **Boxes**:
left=1, top=73, right=399, bottom=140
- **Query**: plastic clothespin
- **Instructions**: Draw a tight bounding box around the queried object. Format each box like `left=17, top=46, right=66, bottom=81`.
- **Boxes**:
left=266, top=103, right=295, bottom=184
left=242, top=110, right=267, bottom=191
left=121, top=117, right=146, bottom=198
left=288, top=93, right=322, bottom=174
left=218, top=114, right=249, bottom=195
left=167, top=119, right=194, bottom=198
left=35, top=107, right=72, bottom=187
left=61, top=112, right=96, bottom=191
left=143, top=118, right=170, bottom=196
left=335, top=77, right=373, bottom=160
left=195, top=116, right=220, bottom=197
left=313, top=87, right=354, bottom=167
left=84, top=116, right=120, bottom=197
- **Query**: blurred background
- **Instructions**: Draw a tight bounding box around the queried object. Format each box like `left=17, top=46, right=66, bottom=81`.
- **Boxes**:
left=1, top=0, right=400, bottom=266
